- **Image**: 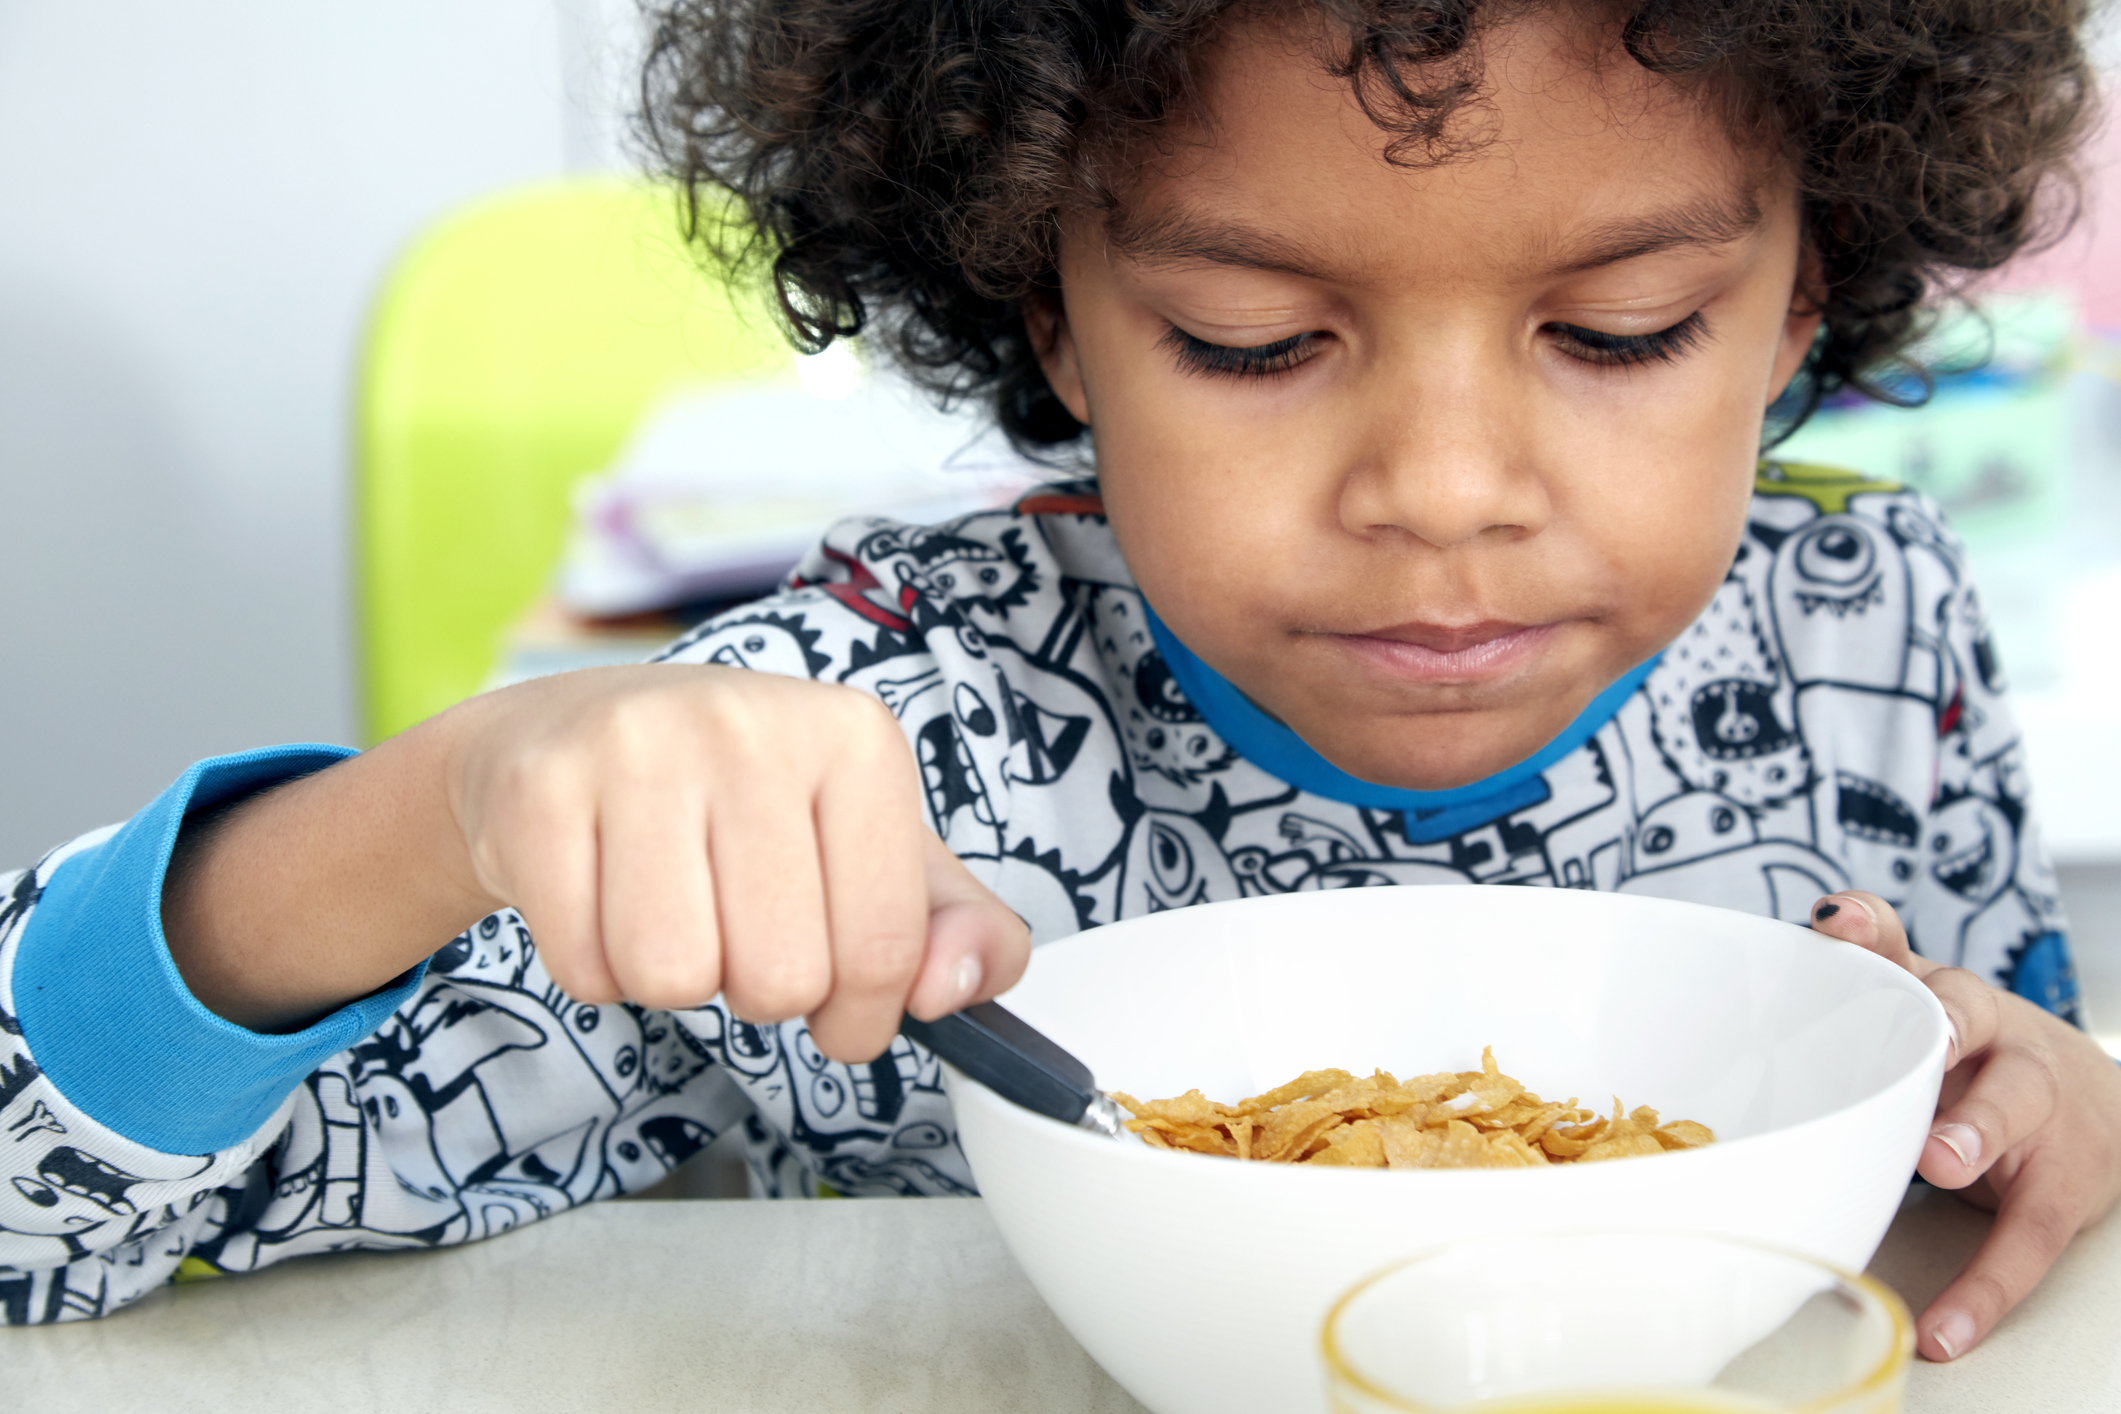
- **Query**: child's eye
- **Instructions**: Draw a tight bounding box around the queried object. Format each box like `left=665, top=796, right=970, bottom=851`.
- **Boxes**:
left=1546, top=312, right=1707, bottom=369
left=1161, top=325, right=1323, bottom=381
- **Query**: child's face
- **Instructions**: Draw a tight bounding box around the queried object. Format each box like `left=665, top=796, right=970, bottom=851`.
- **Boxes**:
left=1035, top=10, right=1820, bottom=790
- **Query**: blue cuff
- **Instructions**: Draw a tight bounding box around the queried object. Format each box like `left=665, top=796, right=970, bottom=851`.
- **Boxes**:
left=15, top=745, right=429, bottom=1156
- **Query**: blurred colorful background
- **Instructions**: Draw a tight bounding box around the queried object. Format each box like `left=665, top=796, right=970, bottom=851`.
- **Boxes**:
left=1, top=4, right=2118, bottom=1046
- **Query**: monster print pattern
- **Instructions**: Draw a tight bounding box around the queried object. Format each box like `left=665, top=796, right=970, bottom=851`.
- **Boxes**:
left=0, top=465, right=2072, bottom=1322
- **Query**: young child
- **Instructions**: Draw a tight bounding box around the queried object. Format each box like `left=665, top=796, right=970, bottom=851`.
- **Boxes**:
left=0, top=0, right=2111, bottom=1369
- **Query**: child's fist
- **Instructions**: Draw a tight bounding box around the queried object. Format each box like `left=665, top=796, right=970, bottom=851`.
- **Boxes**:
left=1810, top=890, right=2121, bottom=1362
left=440, top=664, right=1030, bottom=1063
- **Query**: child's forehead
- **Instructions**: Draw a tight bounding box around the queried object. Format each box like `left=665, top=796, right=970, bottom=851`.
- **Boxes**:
left=1100, top=8, right=1784, bottom=285
left=1101, top=181, right=1769, bottom=288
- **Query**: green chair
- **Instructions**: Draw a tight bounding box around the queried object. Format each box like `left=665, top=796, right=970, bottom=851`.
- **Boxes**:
left=356, top=178, right=792, bottom=744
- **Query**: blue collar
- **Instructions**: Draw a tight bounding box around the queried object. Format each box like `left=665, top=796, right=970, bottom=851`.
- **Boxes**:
left=1140, top=602, right=1658, bottom=845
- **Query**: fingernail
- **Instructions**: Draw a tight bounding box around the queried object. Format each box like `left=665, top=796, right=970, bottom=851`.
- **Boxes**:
left=950, top=954, right=982, bottom=1002
left=1930, top=1122, right=1982, bottom=1171
left=1945, top=1019, right=1960, bottom=1070
left=1842, top=893, right=1877, bottom=925
left=1812, top=901, right=1841, bottom=922
left=1930, top=1310, right=1975, bottom=1361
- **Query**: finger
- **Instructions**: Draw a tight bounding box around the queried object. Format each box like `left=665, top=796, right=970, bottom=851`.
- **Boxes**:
left=1921, top=964, right=2004, bottom=1082
left=711, top=785, right=834, bottom=1025
left=904, top=830, right=1033, bottom=1021
left=1916, top=1159, right=2081, bottom=1361
left=596, top=782, right=722, bottom=1010
left=486, top=781, right=622, bottom=1005
left=1810, top=891, right=1933, bottom=976
left=804, top=729, right=929, bottom=1064
left=1918, top=1021, right=2055, bottom=1190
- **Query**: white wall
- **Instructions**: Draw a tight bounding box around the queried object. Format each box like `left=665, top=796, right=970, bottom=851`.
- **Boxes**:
left=0, top=2, right=639, bottom=863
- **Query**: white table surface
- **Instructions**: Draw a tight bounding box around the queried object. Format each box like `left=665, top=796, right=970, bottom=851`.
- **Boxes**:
left=10, top=1186, right=2118, bottom=1413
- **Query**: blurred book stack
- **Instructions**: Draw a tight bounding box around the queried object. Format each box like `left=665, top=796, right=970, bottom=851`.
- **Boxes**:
left=487, top=348, right=1044, bottom=692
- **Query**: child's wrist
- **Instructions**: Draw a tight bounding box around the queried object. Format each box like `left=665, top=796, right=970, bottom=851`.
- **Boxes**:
left=160, top=722, right=501, bottom=1032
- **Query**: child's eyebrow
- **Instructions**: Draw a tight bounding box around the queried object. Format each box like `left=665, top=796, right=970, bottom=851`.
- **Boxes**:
left=1549, top=190, right=1765, bottom=274
left=1105, top=189, right=1764, bottom=280
left=1105, top=210, right=1324, bottom=277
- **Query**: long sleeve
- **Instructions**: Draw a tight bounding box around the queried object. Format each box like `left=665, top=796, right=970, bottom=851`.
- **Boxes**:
left=0, top=748, right=956, bottom=1323
left=0, top=505, right=1047, bottom=1321
left=1891, top=502, right=2077, bottom=1018
left=1742, top=475, right=2078, bottom=1017
left=0, top=747, right=431, bottom=1321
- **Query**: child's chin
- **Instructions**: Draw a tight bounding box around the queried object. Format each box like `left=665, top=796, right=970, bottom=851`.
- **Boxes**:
left=1304, top=708, right=1563, bottom=790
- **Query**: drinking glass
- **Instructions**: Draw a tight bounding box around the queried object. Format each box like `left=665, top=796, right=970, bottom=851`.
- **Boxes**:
left=1320, top=1231, right=1912, bottom=1413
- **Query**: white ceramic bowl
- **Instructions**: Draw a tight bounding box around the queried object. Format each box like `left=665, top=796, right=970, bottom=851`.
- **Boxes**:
left=949, top=886, right=1947, bottom=1414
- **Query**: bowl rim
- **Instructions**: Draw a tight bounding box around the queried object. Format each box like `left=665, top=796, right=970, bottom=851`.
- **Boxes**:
left=953, top=887, right=1951, bottom=1177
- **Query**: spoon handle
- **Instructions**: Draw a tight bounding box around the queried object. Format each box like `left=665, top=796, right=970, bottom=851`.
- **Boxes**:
left=900, top=1000, right=1123, bottom=1136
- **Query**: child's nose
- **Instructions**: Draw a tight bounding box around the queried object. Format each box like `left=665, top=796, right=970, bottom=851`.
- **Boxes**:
left=1334, top=372, right=1551, bottom=550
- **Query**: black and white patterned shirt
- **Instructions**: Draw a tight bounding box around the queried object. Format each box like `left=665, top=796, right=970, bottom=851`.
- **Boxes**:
left=0, top=464, right=2072, bottom=1323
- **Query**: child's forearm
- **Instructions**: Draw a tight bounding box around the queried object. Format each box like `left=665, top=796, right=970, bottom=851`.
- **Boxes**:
left=159, top=664, right=1026, bottom=1053
left=160, top=716, right=496, bottom=1033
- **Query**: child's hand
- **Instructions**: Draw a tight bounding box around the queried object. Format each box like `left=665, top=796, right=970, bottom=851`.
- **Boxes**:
left=1809, top=890, right=2121, bottom=1362
left=164, top=665, right=1029, bottom=1063
left=440, top=665, right=1031, bottom=1063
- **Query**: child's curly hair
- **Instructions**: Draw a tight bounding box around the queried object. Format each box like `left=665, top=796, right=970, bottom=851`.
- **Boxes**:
left=642, top=0, right=2096, bottom=452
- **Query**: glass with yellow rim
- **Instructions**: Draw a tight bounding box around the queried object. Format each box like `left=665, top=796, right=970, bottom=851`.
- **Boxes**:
left=1320, top=1230, right=1914, bottom=1414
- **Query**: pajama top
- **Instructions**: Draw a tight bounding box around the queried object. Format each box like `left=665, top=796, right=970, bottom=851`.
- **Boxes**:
left=0, top=462, right=2073, bottom=1323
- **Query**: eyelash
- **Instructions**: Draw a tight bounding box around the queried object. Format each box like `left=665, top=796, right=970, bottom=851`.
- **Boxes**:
left=1160, top=326, right=1320, bottom=381
left=1546, top=312, right=1707, bottom=368
left=1160, top=310, right=1708, bottom=381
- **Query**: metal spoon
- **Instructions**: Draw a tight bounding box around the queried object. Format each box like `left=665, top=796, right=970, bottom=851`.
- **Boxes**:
left=900, top=1000, right=1129, bottom=1139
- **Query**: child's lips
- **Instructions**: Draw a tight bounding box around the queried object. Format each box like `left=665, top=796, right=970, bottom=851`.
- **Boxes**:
left=1330, top=620, right=1556, bottom=683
